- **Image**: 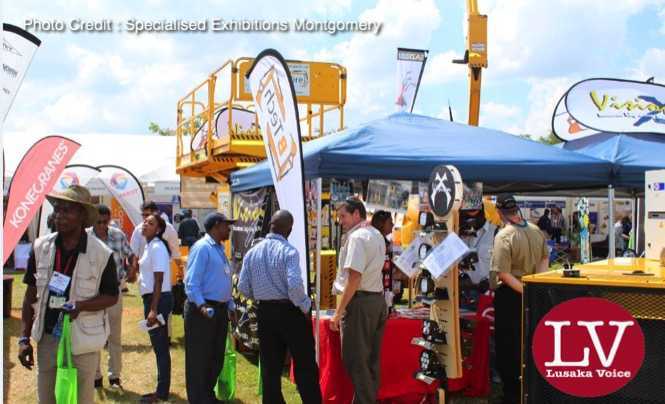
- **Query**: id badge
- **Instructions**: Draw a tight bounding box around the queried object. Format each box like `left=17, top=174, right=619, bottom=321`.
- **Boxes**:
left=49, top=295, right=66, bottom=309
left=48, top=272, right=71, bottom=295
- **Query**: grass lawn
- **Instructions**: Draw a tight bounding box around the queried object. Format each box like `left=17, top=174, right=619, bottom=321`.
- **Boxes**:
left=3, top=271, right=504, bottom=403
left=3, top=273, right=300, bottom=403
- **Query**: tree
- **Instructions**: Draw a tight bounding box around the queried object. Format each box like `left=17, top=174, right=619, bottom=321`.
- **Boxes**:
left=148, top=122, right=176, bottom=136
left=519, top=131, right=561, bottom=145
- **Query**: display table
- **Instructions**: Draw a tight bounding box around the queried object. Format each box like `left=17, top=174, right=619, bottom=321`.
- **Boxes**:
left=317, top=315, right=439, bottom=403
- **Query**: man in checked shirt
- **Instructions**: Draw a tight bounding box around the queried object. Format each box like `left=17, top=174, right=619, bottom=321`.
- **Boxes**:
left=239, top=210, right=321, bottom=404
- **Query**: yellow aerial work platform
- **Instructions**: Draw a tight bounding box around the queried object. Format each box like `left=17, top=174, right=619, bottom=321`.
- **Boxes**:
left=175, top=57, right=347, bottom=180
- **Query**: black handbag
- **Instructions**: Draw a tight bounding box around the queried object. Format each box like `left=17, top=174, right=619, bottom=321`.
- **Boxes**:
left=172, top=280, right=186, bottom=315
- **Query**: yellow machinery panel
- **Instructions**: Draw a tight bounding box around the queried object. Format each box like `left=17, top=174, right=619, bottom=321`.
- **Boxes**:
left=318, top=250, right=337, bottom=310
left=176, top=57, right=347, bottom=179
left=522, top=258, right=665, bottom=289
left=235, top=58, right=346, bottom=105
left=467, top=14, right=487, bottom=68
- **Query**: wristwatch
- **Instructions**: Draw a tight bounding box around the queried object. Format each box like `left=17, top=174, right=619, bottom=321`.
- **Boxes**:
left=18, top=336, right=30, bottom=346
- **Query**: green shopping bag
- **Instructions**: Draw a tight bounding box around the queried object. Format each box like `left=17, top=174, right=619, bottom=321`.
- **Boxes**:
left=215, top=326, right=237, bottom=400
left=55, top=314, right=78, bottom=404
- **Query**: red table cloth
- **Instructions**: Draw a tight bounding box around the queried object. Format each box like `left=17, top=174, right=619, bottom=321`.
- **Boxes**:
left=317, top=316, right=439, bottom=403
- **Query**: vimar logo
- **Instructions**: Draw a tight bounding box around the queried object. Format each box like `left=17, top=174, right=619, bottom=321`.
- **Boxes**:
left=110, top=172, right=129, bottom=191
left=532, top=297, right=644, bottom=398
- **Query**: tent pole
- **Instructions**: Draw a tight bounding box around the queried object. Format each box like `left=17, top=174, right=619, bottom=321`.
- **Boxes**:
left=608, top=185, right=615, bottom=259
left=315, top=178, right=322, bottom=363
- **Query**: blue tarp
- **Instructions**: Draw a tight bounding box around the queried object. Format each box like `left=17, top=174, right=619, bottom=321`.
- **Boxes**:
left=563, top=133, right=665, bottom=191
left=231, top=113, right=612, bottom=192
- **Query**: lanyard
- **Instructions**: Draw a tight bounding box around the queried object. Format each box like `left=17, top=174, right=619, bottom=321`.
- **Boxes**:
left=55, top=248, right=76, bottom=277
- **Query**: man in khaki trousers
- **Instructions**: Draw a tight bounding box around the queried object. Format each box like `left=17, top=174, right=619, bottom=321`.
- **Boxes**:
left=88, top=204, right=134, bottom=389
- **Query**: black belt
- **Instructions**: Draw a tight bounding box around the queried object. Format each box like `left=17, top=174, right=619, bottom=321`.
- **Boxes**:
left=205, top=300, right=228, bottom=307
left=259, top=299, right=292, bottom=305
left=356, top=290, right=382, bottom=296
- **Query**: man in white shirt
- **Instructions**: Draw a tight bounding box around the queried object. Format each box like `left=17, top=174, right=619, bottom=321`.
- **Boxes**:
left=130, top=201, right=183, bottom=342
left=330, top=197, right=387, bottom=404
left=459, top=208, right=497, bottom=285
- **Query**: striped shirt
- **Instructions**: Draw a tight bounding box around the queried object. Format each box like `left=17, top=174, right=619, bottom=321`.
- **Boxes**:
left=238, top=233, right=311, bottom=313
left=87, top=226, right=133, bottom=282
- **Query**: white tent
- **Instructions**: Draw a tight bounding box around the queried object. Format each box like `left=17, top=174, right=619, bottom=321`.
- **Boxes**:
left=3, top=132, right=178, bottom=188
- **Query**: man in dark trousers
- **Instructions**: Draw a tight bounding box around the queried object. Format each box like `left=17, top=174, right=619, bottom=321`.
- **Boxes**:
left=491, top=194, right=549, bottom=404
left=239, top=210, right=321, bottom=404
left=184, top=212, right=236, bottom=404
left=178, top=209, right=201, bottom=248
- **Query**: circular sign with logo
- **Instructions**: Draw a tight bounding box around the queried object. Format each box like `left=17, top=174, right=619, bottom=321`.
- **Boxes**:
left=531, top=297, right=644, bottom=398
left=427, top=165, right=463, bottom=219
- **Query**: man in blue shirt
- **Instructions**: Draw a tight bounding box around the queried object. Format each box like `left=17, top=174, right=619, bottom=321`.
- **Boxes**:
left=239, top=210, right=321, bottom=404
left=184, top=212, right=236, bottom=404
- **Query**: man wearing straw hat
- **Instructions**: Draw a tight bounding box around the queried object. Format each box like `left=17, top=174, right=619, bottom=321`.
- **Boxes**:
left=18, top=184, right=120, bottom=404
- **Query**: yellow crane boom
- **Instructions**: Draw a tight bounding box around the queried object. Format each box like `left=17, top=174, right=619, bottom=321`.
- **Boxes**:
left=453, top=0, right=488, bottom=126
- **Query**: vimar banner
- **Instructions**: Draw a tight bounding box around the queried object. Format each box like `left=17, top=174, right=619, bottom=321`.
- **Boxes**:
left=2, top=24, right=41, bottom=123
left=553, top=78, right=665, bottom=141
left=3, top=136, right=80, bottom=264
left=247, top=49, right=309, bottom=292
left=551, top=93, right=600, bottom=142
left=38, top=164, right=100, bottom=237
left=97, top=165, right=145, bottom=227
left=395, top=48, right=428, bottom=113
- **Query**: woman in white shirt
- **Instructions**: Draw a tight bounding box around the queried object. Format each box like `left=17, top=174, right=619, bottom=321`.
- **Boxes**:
left=138, top=213, right=173, bottom=403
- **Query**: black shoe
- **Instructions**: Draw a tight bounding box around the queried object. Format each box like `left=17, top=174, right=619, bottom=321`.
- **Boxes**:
left=94, top=378, right=103, bottom=389
left=140, top=393, right=168, bottom=403
left=109, top=377, right=122, bottom=389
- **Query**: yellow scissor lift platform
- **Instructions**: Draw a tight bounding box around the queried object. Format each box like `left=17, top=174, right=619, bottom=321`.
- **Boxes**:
left=176, top=57, right=347, bottom=181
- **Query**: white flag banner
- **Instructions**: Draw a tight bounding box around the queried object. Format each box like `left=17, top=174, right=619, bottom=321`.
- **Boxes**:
left=97, top=165, right=145, bottom=227
left=38, top=165, right=100, bottom=237
left=395, top=48, right=428, bottom=113
left=247, top=49, right=309, bottom=292
left=2, top=24, right=41, bottom=123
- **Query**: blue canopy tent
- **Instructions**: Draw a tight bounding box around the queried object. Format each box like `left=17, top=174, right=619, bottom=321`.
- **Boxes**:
left=231, top=113, right=612, bottom=193
left=563, top=133, right=665, bottom=192
left=563, top=132, right=665, bottom=255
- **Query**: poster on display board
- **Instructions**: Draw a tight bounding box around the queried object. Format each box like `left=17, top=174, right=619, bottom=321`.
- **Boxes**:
left=231, top=188, right=273, bottom=261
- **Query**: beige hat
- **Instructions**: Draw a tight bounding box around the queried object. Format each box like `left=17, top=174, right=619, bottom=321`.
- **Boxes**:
left=46, top=184, right=98, bottom=227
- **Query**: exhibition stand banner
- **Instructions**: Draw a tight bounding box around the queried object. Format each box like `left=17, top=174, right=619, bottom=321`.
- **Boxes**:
left=3, top=136, right=80, bottom=264
left=553, top=78, right=665, bottom=142
left=395, top=48, right=428, bottom=113
left=38, top=164, right=101, bottom=237
left=2, top=23, right=41, bottom=123
left=247, top=48, right=310, bottom=292
left=97, top=165, right=145, bottom=227
left=231, top=188, right=273, bottom=261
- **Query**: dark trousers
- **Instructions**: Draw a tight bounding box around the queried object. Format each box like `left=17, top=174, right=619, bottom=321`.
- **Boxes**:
left=494, top=285, right=522, bottom=404
left=184, top=299, right=229, bottom=404
left=141, top=292, right=173, bottom=399
left=552, top=228, right=562, bottom=244
left=257, top=301, right=322, bottom=404
left=341, top=292, right=388, bottom=404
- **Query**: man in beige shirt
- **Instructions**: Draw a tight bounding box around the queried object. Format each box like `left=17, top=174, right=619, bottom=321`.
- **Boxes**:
left=330, top=197, right=387, bottom=404
left=490, top=194, right=549, bottom=404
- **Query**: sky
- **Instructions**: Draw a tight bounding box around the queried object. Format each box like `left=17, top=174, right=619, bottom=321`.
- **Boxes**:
left=4, top=0, right=665, bottom=139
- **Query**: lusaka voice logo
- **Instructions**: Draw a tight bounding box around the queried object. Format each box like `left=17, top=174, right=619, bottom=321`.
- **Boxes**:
left=531, top=297, right=644, bottom=398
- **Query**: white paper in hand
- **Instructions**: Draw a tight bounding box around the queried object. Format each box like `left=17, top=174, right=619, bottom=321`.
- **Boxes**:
left=423, top=232, right=469, bottom=279
left=394, top=235, right=425, bottom=278
left=139, top=314, right=165, bottom=332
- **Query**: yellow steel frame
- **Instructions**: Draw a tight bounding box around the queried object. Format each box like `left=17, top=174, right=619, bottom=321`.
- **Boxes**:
left=176, top=58, right=347, bottom=178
